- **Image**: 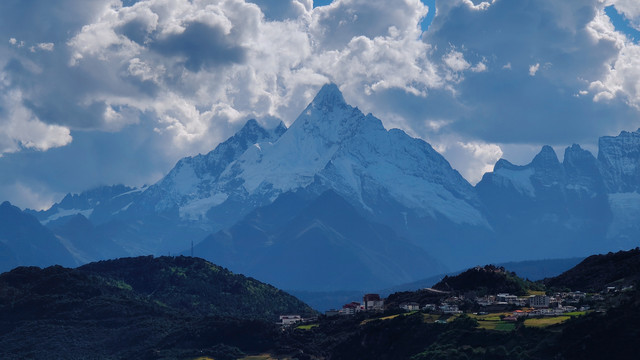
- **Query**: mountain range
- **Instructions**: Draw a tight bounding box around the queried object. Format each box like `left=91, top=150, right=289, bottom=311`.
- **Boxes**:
left=3, top=84, right=640, bottom=291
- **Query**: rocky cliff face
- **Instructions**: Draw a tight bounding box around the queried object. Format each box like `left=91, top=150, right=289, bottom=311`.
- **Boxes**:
left=476, top=143, right=612, bottom=259
left=596, top=129, right=640, bottom=247
left=599, top=129, right=640, bottom=193
left=474, top=128, right=640, bottom=255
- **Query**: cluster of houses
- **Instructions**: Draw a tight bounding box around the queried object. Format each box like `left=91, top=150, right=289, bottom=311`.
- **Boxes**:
left=475, top=291, right=600, bottom=310
left=280, top=294, right=388, bottom=325
left=488, top=284, right=634, bottom=309
left=320, top=290, right=598, bottom=320
left=324, top=293, right=385, bottom=316
left=325, top=293, right=466, bottom=317
left=476, top=293, right=551, bottom=308
left=280, top=285, right=631, bottom=326
left=398, top=302, right=463, bottom=314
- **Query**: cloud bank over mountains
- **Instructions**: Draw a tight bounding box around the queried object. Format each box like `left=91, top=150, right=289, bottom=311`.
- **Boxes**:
left=1, top=0, right=640, bottom=209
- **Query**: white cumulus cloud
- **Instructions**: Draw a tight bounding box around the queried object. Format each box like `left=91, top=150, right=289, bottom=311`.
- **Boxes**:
left=3, top=0, right=640, bottom=206
left=528, top=63, right=540, bottom=76
left=0, top=87, right=72, bottom=155
left=58, top=0, right=448, bottom=156
left=586, top=7, right=640, bottom=108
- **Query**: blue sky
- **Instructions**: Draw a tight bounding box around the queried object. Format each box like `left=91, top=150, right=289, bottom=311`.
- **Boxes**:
left=606, top=5, right=640, bottom=42
left=1, top=0, right=640, bottom=209
left=313, top=0, right=334, bottom=7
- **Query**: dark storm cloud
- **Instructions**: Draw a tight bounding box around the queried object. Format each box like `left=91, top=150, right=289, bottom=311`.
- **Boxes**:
left=0, top=116, right=176, bottom=208
left=0, top=0, right=154, bottom=132
left=406, top=0, right=640, bottom=145
left=2, top=49, right=146, bottom=130
left=151, top=22, right=247, bottom=72
left=116, top=19, right=152, bottom=45
left=0, top=0, right=103, bottom=44
left=446, top=69, right=640, bottom=145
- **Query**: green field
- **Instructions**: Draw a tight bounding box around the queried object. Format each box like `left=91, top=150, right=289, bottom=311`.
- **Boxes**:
left=524, top=316, right=570, bottom=327
left=295, top=324, right=319, bottom=330
left=362, top=311, right=419, bottom=325
left=475, top=320, right=516, bottom=331
left=564, top=311, right=588, bottom=317
left=527, top=290, right=546, bottom=296
left=495, top=322, right=517, bottom=331
left=468, top=312, right=512, bottom=321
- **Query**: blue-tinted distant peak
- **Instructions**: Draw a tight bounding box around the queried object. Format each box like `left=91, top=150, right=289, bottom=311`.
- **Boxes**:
left=536, top=145, right=558, bottom=157
left=493, top=158, right=518, bottom=171
left=564, top=144, right=593, bottom=159
left=237, top=118, right=287, bottom=139
left=532, top=145, right=560, bottom=166
left=239, top=118, right=261, bottom=131
left=273, top=120, right=288, bottom=135
left=564, top=144, right=599, bottom=166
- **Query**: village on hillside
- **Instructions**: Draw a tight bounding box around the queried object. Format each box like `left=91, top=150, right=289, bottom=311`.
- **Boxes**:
left=279, top=284, right=634, bottom=328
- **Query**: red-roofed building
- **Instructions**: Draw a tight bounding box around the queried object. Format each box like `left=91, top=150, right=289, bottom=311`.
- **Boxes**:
left=363, top=294, right=384, bottom=311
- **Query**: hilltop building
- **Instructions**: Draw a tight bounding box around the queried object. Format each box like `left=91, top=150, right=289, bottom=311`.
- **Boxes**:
left=280, top=315, right=302, bottom=325
left=400, top=302, right=420, bottom=311
left=363, top=294, right=384, bottom=311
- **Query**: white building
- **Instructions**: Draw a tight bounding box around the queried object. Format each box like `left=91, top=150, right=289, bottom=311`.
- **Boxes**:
left=422, top=304, right=437, bottom=311
left=440, top=304, right=462, bottom=314
left=400, top=302, right=420, bottom=311
left=529, top=295, right=550, bottom=308
left=280, top=315, right=302, bottom=325
left=363, top=294, right=384, bottom=311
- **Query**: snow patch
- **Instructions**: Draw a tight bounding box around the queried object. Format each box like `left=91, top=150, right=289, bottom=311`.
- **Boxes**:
left=113, top=202, right=134, bottom=215
left=493, top=167, right=535, bottom=196
left=113, top=187, right=145, bottom=199
left=607, top=192, right=640, bottom=238
left=179, top=193, right=229, bottom=220
left=43, top=208, right=94, bottom=224
left=172, top=163, right=202, bottom=195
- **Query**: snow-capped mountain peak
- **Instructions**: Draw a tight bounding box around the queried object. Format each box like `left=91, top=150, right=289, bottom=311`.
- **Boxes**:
left=133, top=119, right=287, bottom=219
left=307, top=83, right=351, bottom=112
left=309, top=83, right=348, bottom=111
left=291, top=83, right=383, bottom=148
left=226, top=84, right=382, bottom=195
left=220, top=84, right=486, bottom=226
